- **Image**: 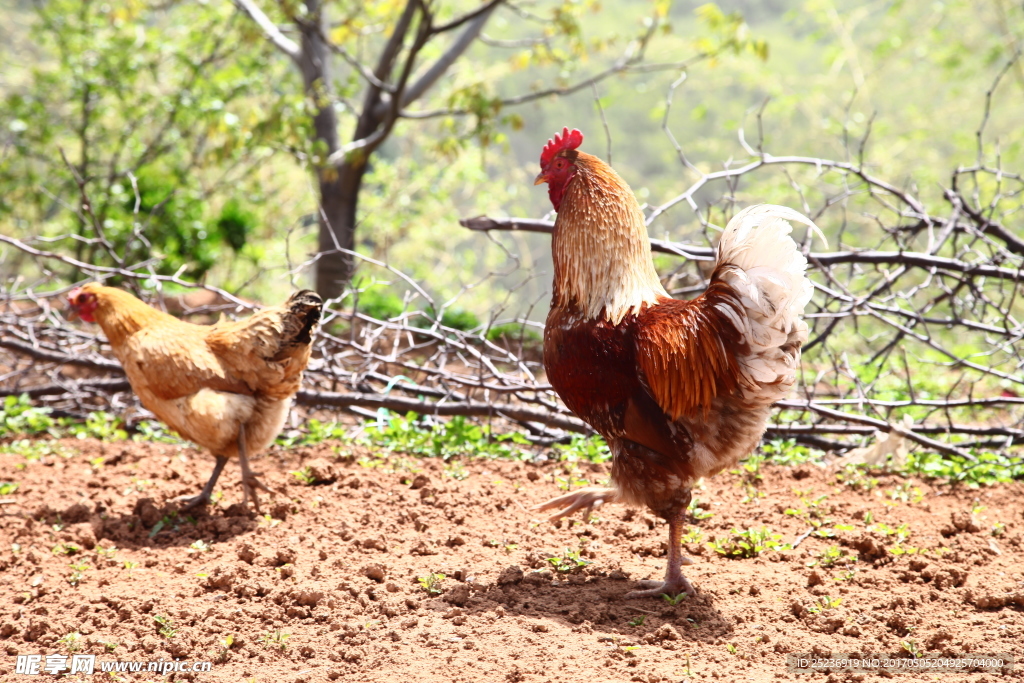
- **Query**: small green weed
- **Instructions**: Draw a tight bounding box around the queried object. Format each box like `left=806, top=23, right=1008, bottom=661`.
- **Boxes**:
left=807, top=595, right=843, bottom=614
left=277, top=419, right=349, bottom=448
left=153, top=615, right=177, bottom=639
left=0, top=482, right=19, bottom=495
left=149, top=512, right=193, bottom=538
left=260, top=629, right=289, bottom=651
left=546, top=547, right=592, bottom=573
left=291, top=466, right=317, bottom=485
left=901, top=639, right=922, bottom=658
left=52, top=542, right=81, bottom=556
left=809, top=544, right=857, bottom=568
left=661, top=592, right=689, bottom=606
left=67, top=561, right=90, bottom=586
left=761, top=438, right=821, bottom=466
left=443, top=461, right=469, bottom=481
left=62, top=412, right=128, bottom=441
left=132, top=420, right=185, bottom=444
left=363, top=411, right=531, bottom=460
left=554, top=434, right=611, bottom=463
left=868, top=522, right=912, bottom=543
left=687, top=497, right=713, bottom=520
left=0, top=395, right=56, bottom=437
left=709, top=527, right=789, bottom=559
left=486, top=539, right=518, bottom=554
left=785, top=495, right=836, bottom=538
left=417, top=572, right=446, bottom=595
left=218, top=634, right=235, bottom=662
left=681, top=526, right=705, bottom=544
left=887, top=482, right=924, bottom=504
left=58, top=632, right=82, bottom=654
left=901, top=449, right=1024, bottom=486
left=2, top=439, right=76, bottom=462
left=732, top=453, right=765, bottom=484
left=555, top=472, right=590, bottom=492
left=836, top=464, right=878, bottom=491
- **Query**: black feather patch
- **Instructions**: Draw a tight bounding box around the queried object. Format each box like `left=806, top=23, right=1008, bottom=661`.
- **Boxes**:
left=286, top=290, right=323, bottom=345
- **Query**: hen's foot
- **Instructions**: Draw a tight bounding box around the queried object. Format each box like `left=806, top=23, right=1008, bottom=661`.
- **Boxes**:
left=626, top=571, right=697, bottom=600
left=170, top=492, right=212, bottom=511
left=239, top=473, right=278, bottom=515
left=532, top=487, right=619, bottom=522
left=171, top=455, right=228, bottom=512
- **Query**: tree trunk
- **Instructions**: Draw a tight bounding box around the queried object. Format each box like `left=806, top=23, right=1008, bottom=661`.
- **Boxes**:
left=299, top=0, right=361, bottom=300
left=315, top=162, right=364, bottom=297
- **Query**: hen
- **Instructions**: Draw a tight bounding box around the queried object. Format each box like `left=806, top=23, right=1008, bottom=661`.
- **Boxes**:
left=533, top=128, right=823, bottom=598
left=67, top=283, right=322, bottom=512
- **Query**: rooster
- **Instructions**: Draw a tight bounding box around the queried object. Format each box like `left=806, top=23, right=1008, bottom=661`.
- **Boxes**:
left=533, top=128, right=823, bottom=598
left=66, top=283, right=322, bottom=512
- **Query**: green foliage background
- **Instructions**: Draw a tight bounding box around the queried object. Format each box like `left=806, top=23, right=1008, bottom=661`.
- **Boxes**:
left=1, top=0, right=1021, bottom=314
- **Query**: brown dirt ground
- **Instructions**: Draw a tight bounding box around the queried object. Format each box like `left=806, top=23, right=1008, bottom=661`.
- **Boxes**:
left=1, top=437, right=1023, bottom=683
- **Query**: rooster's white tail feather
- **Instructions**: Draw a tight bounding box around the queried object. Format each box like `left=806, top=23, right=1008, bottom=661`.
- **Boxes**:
left=714, top=205, right=824, bottom=403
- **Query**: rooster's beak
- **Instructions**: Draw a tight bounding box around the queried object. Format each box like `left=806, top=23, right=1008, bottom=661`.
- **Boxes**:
left=534, top=172, right=549, bottom=186
left=66, top=307, right=80, bottom=322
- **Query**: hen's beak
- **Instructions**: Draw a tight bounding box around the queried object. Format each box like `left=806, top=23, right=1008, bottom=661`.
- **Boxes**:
left=66, top=287, right=81, bottom=321
left=534, top=172, right=549, bottom=186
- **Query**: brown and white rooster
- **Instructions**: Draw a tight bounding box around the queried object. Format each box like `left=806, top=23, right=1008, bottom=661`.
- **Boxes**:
left=533, top=128, right=824, bottom=598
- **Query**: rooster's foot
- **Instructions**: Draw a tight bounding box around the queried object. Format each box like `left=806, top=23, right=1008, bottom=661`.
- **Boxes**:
left=625, top=571, right=697, bottom=600
left=532, top=486, right=619, bottom=523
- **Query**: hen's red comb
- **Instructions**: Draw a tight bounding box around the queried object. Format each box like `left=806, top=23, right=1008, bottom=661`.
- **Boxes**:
left=540, top=127, right=583, bottom=166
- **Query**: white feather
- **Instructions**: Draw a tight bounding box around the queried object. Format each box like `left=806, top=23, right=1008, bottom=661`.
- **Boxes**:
left=715, top=204, right=825, bottom=403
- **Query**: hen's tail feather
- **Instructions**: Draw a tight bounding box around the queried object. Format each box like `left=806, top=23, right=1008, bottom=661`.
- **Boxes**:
left=282, top=290, right=323, bottom=346
left=712, top=205, right=824, bottom=403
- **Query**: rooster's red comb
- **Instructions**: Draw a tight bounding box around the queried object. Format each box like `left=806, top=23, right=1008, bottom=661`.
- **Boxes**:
left=540, top=127, right=583, bottom=166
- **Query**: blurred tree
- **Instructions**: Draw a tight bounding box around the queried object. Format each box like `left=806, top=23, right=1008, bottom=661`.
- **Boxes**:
left=0, top=0, right=301, bottom=284
left=232, top=0, right=766, bottom=298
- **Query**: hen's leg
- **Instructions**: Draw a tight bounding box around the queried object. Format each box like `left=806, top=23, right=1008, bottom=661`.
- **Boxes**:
left=626, top=493, right=697, bottom=599
left=236, top=424, right=277, bottom=514
left=533, top=487, right=619, bottom=523
left=172, top=455, right=228, bottom=510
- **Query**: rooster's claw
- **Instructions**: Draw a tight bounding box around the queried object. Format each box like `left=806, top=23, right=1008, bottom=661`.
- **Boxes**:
left=533, top=486, right=619, bottom=522
left=625, top=575, right=697, bottom=600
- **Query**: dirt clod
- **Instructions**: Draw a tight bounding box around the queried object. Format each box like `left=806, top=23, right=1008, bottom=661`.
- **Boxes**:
left=497, top=565, right=524, bottom=585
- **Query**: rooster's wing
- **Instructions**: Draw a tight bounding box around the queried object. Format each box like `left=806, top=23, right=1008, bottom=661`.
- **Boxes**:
left=633, top=285, right=743, bottom=422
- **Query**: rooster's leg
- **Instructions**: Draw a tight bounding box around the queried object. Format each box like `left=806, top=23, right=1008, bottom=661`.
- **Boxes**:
left=236, top=424, right=278, bottom=514
left=172, top=455, right=229, bottom=510
left=532, top=487, right=619, bottom=523
left=626, top=494, right=697, bottom=599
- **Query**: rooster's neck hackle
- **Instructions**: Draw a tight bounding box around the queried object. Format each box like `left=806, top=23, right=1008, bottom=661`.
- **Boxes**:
left=552, top=152, right=667, bottom=324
